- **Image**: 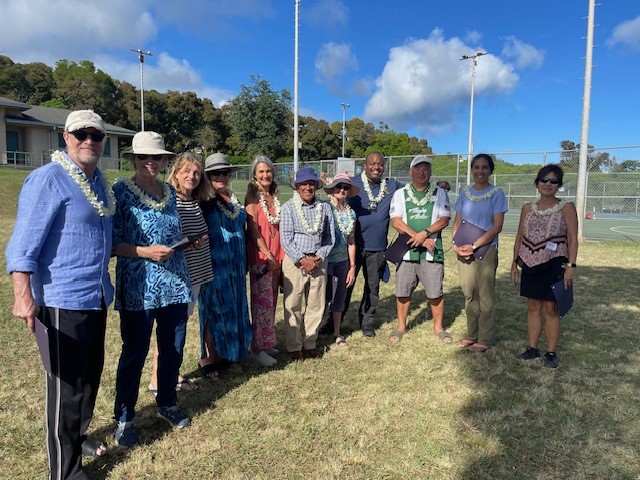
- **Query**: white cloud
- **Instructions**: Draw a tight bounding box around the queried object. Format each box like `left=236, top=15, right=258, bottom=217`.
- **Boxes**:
left=363, top=29, right=518, bottom=136
left=304, top=0, right=349, bottom=30
left=607, top=15, right=640, bottom=52
left=0, top=0, right=157, bottom=64
left=465, top=30, right=482, bottom=45
left=0, top=0, right=238, bottom=107
left=502, top=36, right=545, bottom=69
left=315, top=42, right=358, bottom=84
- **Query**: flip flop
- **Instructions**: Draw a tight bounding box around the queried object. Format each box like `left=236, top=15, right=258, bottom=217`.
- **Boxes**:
left=467, top=343, right=490, bottom=353
left=81, top=437, right=107, bottom=457
left=436, top=331, right=453, bottom=344
left=457, top=339, right=475, bottom=349
left=176, top=378, right=199, bottom=392
left=334, top=336, right=348, bottom=347
left=197, top=362, right=220, bottom=379
left=389, top=330, right=404, bottom=343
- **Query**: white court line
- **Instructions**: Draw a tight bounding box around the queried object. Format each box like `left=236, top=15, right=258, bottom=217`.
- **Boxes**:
left=610, top=226, right=640, bottom=236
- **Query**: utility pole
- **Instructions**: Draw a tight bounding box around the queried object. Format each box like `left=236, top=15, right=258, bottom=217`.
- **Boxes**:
left=461, top=51, right=487, bottom=184
left=293, top=0, right=300, bottom=173
left=131, top=48, right=152, bottom=131
left=340, top=102, right=350, bottom=157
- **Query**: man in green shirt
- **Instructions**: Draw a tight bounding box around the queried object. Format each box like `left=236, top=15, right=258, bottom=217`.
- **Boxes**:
left=389, top=156, right=451, bottom=343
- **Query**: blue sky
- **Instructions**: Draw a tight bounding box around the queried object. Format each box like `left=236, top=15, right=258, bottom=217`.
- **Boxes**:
left=1, top=0, right=639, bottom=157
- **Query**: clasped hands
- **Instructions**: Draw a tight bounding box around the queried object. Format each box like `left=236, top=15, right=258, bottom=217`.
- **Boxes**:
left=406, top=230, right=435, bottom=251
left=299, top=254, right=321, bottom=274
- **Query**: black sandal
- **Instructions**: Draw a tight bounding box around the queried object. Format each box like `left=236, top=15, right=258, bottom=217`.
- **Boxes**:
left=197, top=362, right=220, bottom=379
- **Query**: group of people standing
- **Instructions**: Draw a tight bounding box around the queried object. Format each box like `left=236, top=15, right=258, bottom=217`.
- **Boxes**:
left=6, top=109, right=578, bottom=480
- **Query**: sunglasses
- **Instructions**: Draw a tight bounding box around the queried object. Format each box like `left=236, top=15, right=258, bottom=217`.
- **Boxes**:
left=71, top=130, right=105, bottom=142
left=209, top=170, right=232, bottom=177
left=335, top=184, right=351, bottom=191
left=135, top=154, right=167, bottom=162
left=538, top=178, right=560, bottom=185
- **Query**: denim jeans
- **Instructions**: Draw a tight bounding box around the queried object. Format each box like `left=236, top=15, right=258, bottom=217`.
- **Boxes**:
left=114, top=303, right=188, bottom=422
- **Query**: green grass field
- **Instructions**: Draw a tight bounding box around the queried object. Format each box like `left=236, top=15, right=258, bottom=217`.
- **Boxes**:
left=2, top=168, right=640, bottom=479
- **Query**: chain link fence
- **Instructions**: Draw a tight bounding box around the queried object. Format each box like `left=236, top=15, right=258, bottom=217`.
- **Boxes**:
left=4, top=146, right=639, bottom=241
left=231, top=147, right=640, bottom=242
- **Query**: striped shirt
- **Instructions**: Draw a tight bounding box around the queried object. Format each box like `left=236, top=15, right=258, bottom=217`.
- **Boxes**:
left=177, top=198, right=214, bottom=286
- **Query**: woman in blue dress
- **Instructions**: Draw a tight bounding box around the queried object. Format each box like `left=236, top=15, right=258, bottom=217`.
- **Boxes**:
left=197, top=153, right=252, bottom=377
left=112, top=131, right=192, bottom=448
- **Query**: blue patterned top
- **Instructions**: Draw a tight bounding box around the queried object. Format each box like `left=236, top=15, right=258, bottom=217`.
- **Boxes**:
left=112, top=180, right=192, bottom=311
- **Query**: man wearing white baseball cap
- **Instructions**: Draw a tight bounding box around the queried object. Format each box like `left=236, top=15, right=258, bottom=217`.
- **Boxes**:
left=6, top=109, right=113, bottom=478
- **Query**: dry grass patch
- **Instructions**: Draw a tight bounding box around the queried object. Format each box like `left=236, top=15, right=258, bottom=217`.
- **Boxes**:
left=2, top=169, right=640, bottom=479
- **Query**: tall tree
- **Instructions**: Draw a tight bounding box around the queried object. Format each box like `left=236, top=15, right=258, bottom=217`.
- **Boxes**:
left=51, top=60, right=119, bottom=123
left=0, top=61, right=53, bottom=104
left=297, top=116, right=341, bottom=161
left=225, top=75, right=292, bottom=158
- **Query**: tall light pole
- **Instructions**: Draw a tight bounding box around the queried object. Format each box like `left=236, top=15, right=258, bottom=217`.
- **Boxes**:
left=461, top=51, right=486, bottom=184
left=576, top=0, right=596, bottom=242
left=293, top=0, right=300, bottom=173
left=340, top=102, right=350, bottom=157
left=131, top=48, right=152, bottom=131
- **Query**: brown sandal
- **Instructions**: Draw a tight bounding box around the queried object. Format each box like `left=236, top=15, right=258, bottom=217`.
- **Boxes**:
left=457, top=339, right=475, bottom=349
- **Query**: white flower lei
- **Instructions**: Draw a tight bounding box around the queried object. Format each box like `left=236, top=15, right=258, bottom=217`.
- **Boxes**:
left=330, top=198, right=355, bottom=236
left=51, top=150, right=115, bottom=217
left=123, top=178, right=171, bottom=211
left=361, top=171, right=387, bottom=209
left=218, top=191, right=243, bottom=220
left=531, top=199, right=565, bottom=216
left=259, top=190, right=281, bottom=224
left=293, top=192, right=323, bottom=234
left=464, top=185, right=499, bottom=202
left=405, top=184, right=431, bottom=206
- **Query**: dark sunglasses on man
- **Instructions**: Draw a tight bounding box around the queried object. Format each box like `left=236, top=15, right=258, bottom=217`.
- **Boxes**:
left=71, top=130, right=106, bottom=142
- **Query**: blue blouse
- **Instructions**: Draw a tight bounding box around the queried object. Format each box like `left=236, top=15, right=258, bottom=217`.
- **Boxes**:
left=112, top=180, right=192, bottom=311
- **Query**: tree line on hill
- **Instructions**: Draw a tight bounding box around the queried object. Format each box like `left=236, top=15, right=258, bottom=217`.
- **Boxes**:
left=2, top=55, right=636, bottom=171
left=0, top=56, right=431, bottom=163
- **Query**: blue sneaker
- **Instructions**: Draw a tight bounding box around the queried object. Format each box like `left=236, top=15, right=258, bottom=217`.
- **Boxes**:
left=157, top=406, right=190, bottom=428
left=114, top=421, right=138, bottom=448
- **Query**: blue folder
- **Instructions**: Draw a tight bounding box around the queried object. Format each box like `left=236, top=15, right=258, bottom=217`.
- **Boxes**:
left=551, top=280, right=574, bottom=318
left=453, top=220, right=490, bottom=260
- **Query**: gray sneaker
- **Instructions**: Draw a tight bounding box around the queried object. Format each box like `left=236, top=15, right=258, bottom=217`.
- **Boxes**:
left=157, top=406, right=190, bottom=428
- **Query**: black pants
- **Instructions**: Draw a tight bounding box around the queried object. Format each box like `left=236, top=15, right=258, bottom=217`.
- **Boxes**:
left=39, top=304, right=107, bottom=480
left=342, top=249, right=387, bottom=332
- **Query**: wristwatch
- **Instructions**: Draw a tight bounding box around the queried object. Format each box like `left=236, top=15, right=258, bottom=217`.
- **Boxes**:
left=424, top=229, right=432, bottom=238
left=471, top=243, right=477, bottom=251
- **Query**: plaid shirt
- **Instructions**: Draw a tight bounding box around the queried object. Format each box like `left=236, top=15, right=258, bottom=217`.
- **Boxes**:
left=280, top=196, right=335, bottom=263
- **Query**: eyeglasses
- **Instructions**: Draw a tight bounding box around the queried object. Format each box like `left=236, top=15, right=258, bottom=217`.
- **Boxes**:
left=135, top=154, right=166, bottom=162
left=209, top=170, right=232, bottom=177
left=335, top=184, right=351, bottom=191
left=71, top=130, right=105, bottom=142
left=538, top=178, right=560, bottom=185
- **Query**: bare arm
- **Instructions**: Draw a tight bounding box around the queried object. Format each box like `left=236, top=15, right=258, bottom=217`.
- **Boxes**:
left=562, top=202, right=579, bottom=288
left=11, top=271, right=39, bottom=332
left=510, top=204, right=530, bottom=286
left=112, top=243, right=174, bottom=262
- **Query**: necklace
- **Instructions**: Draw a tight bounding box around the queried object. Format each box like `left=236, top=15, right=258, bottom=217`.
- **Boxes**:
left=361, top=171, right=387, bottom=211
left=405, top=183, right=431, bottom=206
left=217, top=191, right=243, bottom=220
left=51, top=151, right=115, bottom=217
left=259, top=190, right=281, bottom=224
left=463, top=185, right=499, bottom=202
left=293, top=192, right=323, bottom=234
left=532, top=199, right=565, bottom=216
left=123, top=178, right=171, bottom=211
left=331, top=198, right=355, bottom=236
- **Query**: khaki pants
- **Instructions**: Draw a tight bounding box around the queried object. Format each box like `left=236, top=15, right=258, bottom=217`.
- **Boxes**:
left=282, top=255, right=327, bottom=352
left=457, top=245, right=498, bottom=346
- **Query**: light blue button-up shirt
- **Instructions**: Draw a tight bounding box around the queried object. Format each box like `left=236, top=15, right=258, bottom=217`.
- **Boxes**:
left=5, top=152, right=114, bottom=310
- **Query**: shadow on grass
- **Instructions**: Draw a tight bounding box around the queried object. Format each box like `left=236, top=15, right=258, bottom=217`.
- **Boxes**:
left=457, top=265, right=640, bottom=478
